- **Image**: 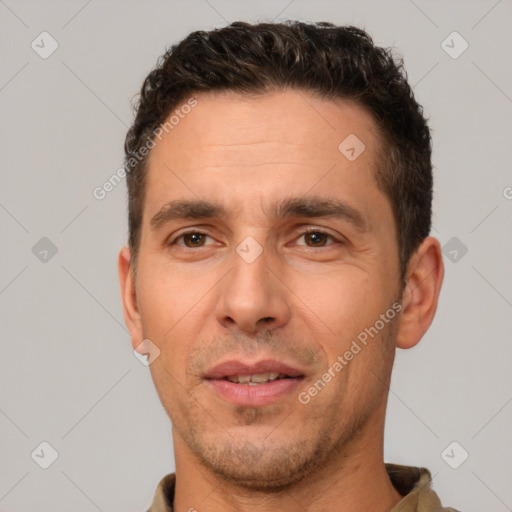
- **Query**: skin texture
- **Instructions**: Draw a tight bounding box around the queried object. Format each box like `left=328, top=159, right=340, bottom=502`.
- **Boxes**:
left=118, top=89, right=444, bottom=512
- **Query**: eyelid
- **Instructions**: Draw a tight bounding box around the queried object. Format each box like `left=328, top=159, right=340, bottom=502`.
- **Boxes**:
left=291, top=226, right=343, bottom=246
left=166, top=226, right=346, bottom=250
left=168, top=229, right=216, bottom=247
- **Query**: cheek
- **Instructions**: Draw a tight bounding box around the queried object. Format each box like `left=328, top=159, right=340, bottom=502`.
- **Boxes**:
left=293, top=268, right=398, bottom=392
left=294, top=269, right=385, bottom=337
left=137, top=258, right=210, bottom=335
left=136, top=270, right=196, bottom=379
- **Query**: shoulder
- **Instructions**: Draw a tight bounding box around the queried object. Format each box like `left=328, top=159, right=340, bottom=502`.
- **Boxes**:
left=386, top=463, right=461, bottom=512
left=146, top=473, right=176, bottom=512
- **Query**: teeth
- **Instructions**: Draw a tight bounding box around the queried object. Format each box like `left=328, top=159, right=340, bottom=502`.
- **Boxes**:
left=251, top=372, right=272, bottom=383
left=226, top=372, right=285, bottom=384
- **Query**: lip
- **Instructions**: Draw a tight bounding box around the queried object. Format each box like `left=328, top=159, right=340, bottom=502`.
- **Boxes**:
left=204, top=359, right=304, bottom=379
left=204, top=359, right=305, bottom=407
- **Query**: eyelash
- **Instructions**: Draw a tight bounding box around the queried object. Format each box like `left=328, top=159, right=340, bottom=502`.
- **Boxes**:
left=168, top=228, right=341, bottom=249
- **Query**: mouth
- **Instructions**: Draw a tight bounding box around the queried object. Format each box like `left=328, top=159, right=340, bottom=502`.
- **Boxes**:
left=204, top=359, right=305, bottom=406
left=224, top=372, right=294, bottom=385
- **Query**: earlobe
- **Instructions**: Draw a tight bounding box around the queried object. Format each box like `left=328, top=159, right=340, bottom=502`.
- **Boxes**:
left=396, top=237, right=444, bottom=350
left=118, top=247, right=143, bottom=349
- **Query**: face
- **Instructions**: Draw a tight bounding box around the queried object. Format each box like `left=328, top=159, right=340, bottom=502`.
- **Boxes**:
left=126, top=90, right=404, bottom=489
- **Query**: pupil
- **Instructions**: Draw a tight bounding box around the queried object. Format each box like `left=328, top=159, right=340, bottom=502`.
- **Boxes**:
left=187, top=233, right=203, bottom=246
left=308, top=232, right=325, bottom=246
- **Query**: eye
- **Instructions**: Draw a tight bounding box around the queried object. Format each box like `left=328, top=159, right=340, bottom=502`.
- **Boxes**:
left=170, top=231, right=214, bottom=248
left=168, top=229, right=341, bottom=250
left=295, top=230, right=338, bottom=248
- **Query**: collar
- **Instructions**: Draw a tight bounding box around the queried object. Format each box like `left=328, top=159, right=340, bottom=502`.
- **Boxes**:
left=147, top=463, right=458, bottom=512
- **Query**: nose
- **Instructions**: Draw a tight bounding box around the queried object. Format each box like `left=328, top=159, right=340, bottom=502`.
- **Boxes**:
left=215, top=242, right=291, bottom=335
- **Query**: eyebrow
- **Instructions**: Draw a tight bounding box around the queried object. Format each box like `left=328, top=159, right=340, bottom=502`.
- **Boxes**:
left=150, top=196, right=367, bottom=232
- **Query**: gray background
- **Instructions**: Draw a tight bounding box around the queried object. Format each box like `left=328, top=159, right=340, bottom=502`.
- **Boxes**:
left=1, top=0, right=511, bottom=511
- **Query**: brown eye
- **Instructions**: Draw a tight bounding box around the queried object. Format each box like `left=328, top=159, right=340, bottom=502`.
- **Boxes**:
left=303, top=232, right=330, bottom=247
left=184, top=233, right=206, bottom=247
left=295, top=230, right=337, bottom=248
left=171, top=232, right=211, bottom=248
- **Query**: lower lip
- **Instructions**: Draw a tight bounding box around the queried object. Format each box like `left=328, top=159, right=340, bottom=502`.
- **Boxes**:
left=207, top=378, right=303, bottom=406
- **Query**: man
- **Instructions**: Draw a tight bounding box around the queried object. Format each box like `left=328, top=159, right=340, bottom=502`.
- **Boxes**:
left=118, top=20, right=458, bottom=512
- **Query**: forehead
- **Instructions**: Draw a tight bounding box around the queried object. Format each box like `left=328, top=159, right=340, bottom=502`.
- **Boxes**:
left=149, top=89, right=379, bottom=168
left=142, top=89, right=389, bottom=228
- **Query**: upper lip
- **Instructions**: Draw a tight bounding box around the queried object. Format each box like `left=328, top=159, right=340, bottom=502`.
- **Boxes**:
left=204, top=359, right=305, bottom=379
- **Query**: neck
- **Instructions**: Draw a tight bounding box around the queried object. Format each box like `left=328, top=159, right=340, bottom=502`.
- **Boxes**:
left=172, top=411, right=402, bottom=512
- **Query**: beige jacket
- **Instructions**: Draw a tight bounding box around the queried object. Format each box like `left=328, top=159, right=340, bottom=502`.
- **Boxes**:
left=146, top=463, right=460, bottom=511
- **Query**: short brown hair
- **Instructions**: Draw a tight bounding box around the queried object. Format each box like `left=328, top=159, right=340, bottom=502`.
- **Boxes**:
left=124, top=20, right=432, bottom=279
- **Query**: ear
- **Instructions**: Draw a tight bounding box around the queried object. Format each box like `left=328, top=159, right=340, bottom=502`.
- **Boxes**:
left=396, top=236, right=444, bottom=349
left=118, top=246, right=143, bottom=350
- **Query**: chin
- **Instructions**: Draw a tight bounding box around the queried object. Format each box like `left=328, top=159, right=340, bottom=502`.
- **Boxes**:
left=191, top=433, right=332, bottom=492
